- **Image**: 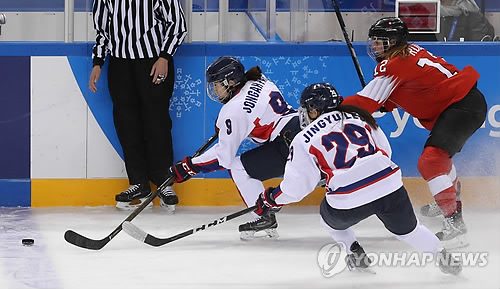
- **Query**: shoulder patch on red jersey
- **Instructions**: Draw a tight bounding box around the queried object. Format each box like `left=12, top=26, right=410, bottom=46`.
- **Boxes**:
left=358, top=75, right=401, bottom=104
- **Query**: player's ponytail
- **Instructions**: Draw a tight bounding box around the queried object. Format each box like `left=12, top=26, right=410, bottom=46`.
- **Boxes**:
left=230, top=66, right=262, bottom=94
left=245, top=66, right=263, bottom=81
left=230, top=66, right=262, bottom=93
left=337, top=105, right=379, bottom=129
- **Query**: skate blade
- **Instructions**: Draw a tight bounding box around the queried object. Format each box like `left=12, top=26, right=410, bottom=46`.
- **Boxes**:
left=439, top=265, right=462, bottom=275
left=421, top=210, right=443, bottom=217
left=116, top=198, right=153, bottom=210
left=240, top=228, right=279, bottom=241
left=420, top=206, right=443, bottom=217
left=441, top=234, right=469, bottom=249
left=346, top=259, right=376, bottom=274
left=160, top=204, right=176, bottom=214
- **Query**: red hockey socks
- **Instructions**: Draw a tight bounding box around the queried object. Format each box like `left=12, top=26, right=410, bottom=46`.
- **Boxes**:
left=434, top=187, right=457, bottom=217
left=417, top=146, right=457, bottom=216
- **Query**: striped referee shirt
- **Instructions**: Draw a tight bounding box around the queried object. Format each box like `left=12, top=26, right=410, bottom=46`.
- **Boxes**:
left=92, top=0, right=187, bottom=66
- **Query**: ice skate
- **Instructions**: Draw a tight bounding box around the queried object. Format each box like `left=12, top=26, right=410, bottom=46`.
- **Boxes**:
left=115, top=184, right=153, bottom=210
left=421, top=181, right=461, bottom=217
left=159, top=185, right=178, bottom=213
left=238, top=213, right=279, bottom=240
left=436, top=208, right=469, bottom=249
left=437, top=248, right=462, bottom=275
left=345, top=241, right=375, bottom=274
left=420, top=201, right=442, bottom=217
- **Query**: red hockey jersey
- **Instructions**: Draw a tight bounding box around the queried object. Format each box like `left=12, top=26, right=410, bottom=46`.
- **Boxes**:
left=343, top=44, right=479, bottom=130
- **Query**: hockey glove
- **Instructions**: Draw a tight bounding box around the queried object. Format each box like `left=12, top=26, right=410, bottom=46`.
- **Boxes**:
left=168, top=157, right=200, bottom=183
left=255, top=187, right=283, bottom=216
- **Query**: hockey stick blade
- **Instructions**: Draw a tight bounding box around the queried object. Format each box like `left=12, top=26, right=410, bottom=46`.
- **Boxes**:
left=64, top=189, right=160, bottom=250
left=64, top=133, right=218, bottom=250
left=122, top=206, right=257, bottom=247
left=64, top=230, right=110, bottom=250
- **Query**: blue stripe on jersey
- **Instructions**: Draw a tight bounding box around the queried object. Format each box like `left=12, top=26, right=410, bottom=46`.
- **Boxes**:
left=327, top=167, right=400, bottom=195
left=197, top=159, right=224, bottom=173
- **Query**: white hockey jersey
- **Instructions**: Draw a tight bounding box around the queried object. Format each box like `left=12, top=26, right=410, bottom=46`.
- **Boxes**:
left=192, top=77, right=297, bottom=172
left=273, top=110, right=403, bottom=209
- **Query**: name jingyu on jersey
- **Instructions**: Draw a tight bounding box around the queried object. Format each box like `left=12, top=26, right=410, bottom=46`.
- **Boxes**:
left=303, top=112, right=362, bottom=143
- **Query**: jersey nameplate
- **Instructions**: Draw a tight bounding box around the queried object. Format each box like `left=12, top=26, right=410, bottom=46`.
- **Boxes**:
left=303, top=112, right=360, bottom=143
left=243, top=79, right=266, bottom=113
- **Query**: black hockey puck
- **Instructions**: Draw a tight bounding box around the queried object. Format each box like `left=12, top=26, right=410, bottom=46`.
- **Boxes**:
left=22, top=238, right=34, bottom=246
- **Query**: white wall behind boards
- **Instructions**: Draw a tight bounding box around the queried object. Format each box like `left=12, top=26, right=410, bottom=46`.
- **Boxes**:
left=30, top=56, right=125, bottom=179
left=86, top=109, right=126, bottom=178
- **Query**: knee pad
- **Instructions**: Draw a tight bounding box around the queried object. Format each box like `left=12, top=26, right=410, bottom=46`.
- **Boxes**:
left=417, top=146, right=452, bottom=181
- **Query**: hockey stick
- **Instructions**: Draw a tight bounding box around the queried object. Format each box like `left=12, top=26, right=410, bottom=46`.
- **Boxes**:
left=122, top=205, right=258, bottom=247
left=331, top=0, right=366, bottom=87
left=64, top=133, right=218, bottom=250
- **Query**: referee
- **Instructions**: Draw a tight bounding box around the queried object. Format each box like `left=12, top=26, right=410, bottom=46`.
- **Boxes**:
left=89, top=0, right=187, bottom=211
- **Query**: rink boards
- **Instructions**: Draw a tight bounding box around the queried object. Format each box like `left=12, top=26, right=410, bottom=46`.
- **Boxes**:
left=0, top=42, right=498, bottom=207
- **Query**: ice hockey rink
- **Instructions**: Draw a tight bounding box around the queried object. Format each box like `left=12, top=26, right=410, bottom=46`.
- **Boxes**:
left=0, top=205, right=498, bottom=289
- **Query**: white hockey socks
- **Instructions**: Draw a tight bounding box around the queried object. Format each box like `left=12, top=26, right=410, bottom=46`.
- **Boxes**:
left=395, top=224, right=440, bottom=255
left=320, top=217, right=357, bottom=254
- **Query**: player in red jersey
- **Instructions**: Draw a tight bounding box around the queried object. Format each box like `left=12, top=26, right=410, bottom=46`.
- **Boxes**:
left=342, top=17, right=487, bottom=248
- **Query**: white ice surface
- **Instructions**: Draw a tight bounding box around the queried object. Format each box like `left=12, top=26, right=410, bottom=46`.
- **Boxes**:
left=0, top=206, right=499, bottom=289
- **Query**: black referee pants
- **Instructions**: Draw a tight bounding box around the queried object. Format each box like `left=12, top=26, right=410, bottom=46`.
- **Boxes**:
left=107, top=56, right=174, bottom=186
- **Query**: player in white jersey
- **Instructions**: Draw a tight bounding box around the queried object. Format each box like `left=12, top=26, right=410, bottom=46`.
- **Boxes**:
left=253, top=83, right=461, bottom=274
left=166, top=56, right=301, bottom=239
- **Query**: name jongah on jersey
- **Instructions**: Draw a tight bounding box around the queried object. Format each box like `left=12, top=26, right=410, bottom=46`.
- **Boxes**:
left=243, top=79, right=266, bottom=113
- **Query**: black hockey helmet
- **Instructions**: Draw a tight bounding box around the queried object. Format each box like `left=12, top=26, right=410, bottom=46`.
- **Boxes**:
left=368, top=17, right=409, bottom=62
left=206, top=56, right=245, bottom=103
left=369, top=17, right=409, bottom=45
left=299, top=83, right=343, bottom=127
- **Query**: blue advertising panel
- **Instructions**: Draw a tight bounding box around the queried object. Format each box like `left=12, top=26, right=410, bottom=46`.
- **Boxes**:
left=0, top=56, right=31, bottom=206
left=0, top=56, right=30, bottom=179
